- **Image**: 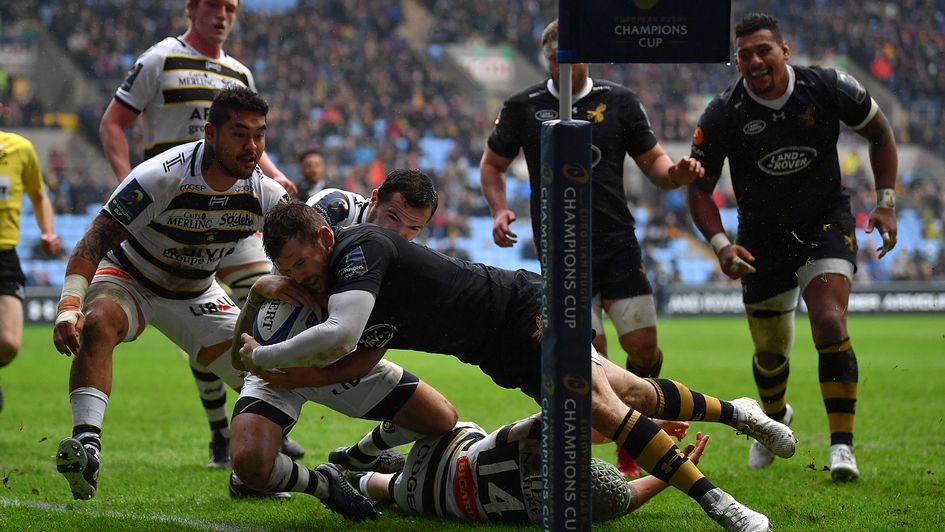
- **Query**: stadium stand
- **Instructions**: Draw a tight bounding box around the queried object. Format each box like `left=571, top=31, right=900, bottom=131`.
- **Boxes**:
left=2, top=0, right=942, bottom=286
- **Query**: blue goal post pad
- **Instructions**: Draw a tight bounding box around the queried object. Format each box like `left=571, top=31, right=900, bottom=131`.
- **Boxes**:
left=558, top=0, right=731, bottom=64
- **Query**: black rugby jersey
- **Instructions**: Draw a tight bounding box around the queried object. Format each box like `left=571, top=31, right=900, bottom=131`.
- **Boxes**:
left=488, top=79, right=657, bottom=242
left=690, top=66, right=874, bottom=235
left=327, top=224, right=539, bottom=364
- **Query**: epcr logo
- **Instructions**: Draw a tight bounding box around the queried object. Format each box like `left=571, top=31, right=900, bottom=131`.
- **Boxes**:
left=562, top=163, right=589, bottom=184
left=562, top=374, right=590, bottom=395
left=541, top=163, right=554, bottom=184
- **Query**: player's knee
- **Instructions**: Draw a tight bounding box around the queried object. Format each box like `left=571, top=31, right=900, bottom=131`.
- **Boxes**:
left=432, top=402, right=458, bottom=433
left=747, top=297, right=797, bottom=356
left=0, top=332, right=20, bottom=362
left=82, top=306, right=127, bottom=347
left=807, top=308, right=847, bottom=342
left=230, top=446, right=270, bottom=490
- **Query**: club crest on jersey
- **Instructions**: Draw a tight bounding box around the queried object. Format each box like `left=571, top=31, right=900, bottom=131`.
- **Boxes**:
left=837, top=71, right=867, bottom=104
left=535, top=109, right=558, bottom=121
left=120, top=63, right=143, bottom=92
left=314, top=191, right=351, bottom=226
left=358, top=323, right=397, bottom=348
left=108, top=180, right=153, bottom=224
left=337, top=245, right=367, bottom=281
left=799, top=104, right=816, bottom=127
left=742, top=120, right=766, bottom=136
left=757, top=147, right=817, bottom=175
left=586, top=103, right=607, bottom=123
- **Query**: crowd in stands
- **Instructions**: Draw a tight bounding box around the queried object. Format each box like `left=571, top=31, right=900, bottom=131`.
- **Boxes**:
left=3, top=0, right=943, bottom=287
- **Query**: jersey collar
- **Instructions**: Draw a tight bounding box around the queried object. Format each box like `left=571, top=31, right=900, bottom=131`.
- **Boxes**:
left=742, top=65, right=795, bottom=110
left=546, top=77, right=594, bottom=104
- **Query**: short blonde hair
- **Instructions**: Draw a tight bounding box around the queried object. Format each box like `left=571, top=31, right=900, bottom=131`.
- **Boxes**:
left=540, top=19, right=559, bottom=55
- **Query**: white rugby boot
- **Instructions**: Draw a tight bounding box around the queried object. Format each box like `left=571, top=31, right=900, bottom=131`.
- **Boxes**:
left=829, top=443, right=860, bottom=482
left=700, top=488, right=771, bottom=531
left=730, top=397, right=796, bottom=459
left=748, top=403, right=793, bottom=469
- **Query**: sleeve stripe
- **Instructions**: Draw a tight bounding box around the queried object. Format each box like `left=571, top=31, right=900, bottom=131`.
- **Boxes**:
left=851, top=98, right=878, bottom=131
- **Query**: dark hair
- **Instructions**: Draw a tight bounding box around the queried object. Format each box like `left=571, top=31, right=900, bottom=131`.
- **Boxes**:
left=377, top=168, right=438, bottom=216
left=299, top=149, right=323, bottom=163
left=735, top=13, right=783, bottom=43
left=262, top=200, right=327, bottom=259
left=208, top=87, right=269, bottom=128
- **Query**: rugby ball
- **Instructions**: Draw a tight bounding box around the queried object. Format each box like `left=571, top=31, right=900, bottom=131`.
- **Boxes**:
left=590, top=457, right=631, bottom=522
left=253, top=299, right=325, bottom=345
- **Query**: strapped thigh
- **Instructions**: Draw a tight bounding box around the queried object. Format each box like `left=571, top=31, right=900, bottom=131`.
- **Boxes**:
left=745, top=288, right=799, bottom=356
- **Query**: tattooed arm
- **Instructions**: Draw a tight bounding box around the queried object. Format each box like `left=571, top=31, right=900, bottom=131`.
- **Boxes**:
left=66, top=213, right=131, bottom=279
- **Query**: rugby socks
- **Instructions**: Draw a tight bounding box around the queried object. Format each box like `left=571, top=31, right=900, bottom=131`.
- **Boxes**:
left=613, top=408, right=715, bottom=501
left=266, top=453, right=328, bottom=498
left=190, top=358, right=230, bottom=440
left=817, top=338, right=858, bottom=446
left=753, top=354, right=790, bottom=420
left=646, top=378, right=735, bottom=424
left=344, top=423, right=426, bottom=466
left=70, top=387, right=108, bottom=452
left=627, top=349, right=663, bottom=378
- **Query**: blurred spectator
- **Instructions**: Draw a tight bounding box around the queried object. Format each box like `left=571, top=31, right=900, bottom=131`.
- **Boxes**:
left=297, top=149, right=327, bottom=203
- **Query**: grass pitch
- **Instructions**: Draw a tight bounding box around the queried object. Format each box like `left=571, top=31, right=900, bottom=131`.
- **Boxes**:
left=0, top=315, right=943, bottom=530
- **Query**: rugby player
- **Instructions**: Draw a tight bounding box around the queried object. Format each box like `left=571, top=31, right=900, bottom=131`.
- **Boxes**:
left=52, top=88, right=288, bottom=501
left=99, top=0, right=301, bottom=466
left=688, top=12, right=899, bottom=481
left=235, top=201, right=797, bottom=531
left=352, top=417, right=709, bottom=525
left=480, top=19, right=704, bottom=476
left=230, top=169, right=457, bottom=497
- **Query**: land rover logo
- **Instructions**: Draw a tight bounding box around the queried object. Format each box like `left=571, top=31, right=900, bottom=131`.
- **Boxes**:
left=535, top=109, right=558, bottom=121
left=743, top=120, right=766, bottom=135
left=758, top=147, right=817, bottom=175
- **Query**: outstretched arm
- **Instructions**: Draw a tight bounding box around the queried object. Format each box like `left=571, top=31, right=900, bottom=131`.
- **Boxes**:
left=634, top=143, right=705, bottom=190
left=255, top=347, right=388, bottom=389
left=244, top=289, right=376, bottom=370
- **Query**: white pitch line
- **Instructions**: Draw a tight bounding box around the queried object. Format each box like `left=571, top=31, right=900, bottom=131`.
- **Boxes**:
left=0, top=498, right=272, bottom=531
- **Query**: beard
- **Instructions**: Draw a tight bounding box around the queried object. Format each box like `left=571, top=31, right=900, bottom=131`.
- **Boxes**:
left=203, top=143, right=257, bottom=180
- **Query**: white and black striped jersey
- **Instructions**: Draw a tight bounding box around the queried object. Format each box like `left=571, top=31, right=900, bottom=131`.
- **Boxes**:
left=394, top=414, right=543, bottom=523
left=305, top=188, right=369, bottom=229
left=102, top=141, right=289, bottom=299
left=115, top=37, right=256, bottom=159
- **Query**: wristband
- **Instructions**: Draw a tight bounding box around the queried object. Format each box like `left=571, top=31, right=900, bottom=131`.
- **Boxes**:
left=57, top=274, right=89, bottom=326
left=709, top=233, right=732, bottom=255
left=876, top=188, right=896, bottom=209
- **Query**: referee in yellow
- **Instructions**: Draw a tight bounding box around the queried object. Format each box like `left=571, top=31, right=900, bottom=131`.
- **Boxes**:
left=0, top=100, right=61, bottom=412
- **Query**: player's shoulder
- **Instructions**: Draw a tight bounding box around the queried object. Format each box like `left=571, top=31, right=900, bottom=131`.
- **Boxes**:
left=793, top=64, right=837, bottom=85
left=131, top=140, right=202, bottom=186
left=589, top=78, right=642, bottom=104
left=508, top=81, right=552, bottom=104
left=137, top=37, right=182, bottom=60
left=306, top=188, right=368, bottom=227
left=0, top=130, right=35, bottom=152
left=702, top=78, right=744, bottom=115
